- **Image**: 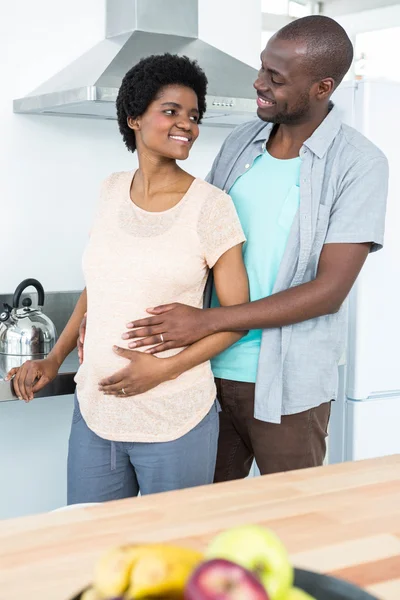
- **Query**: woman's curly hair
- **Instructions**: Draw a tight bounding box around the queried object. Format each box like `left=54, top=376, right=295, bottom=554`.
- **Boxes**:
left=116, top=53, right=208, bottom=153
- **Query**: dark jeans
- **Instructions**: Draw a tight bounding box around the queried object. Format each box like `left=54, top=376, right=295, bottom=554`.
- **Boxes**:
left=214, top=378, right=331, bottom=481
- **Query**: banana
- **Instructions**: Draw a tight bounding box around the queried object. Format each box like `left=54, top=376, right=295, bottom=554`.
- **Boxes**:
left=80, top=587, right=101, bottom=600
left=125, top=544, right=203, bottom=599
left=93, top=544, right=146, bottom=597
left=91, top=543, right=203, bottom=599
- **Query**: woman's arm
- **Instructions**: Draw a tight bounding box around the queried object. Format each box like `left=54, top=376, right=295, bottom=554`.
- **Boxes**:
left=48, top=287, right=88, bottom=367
left=6, top=288, right=87, bottom=401
left=165, top=244, right=249, bottom=379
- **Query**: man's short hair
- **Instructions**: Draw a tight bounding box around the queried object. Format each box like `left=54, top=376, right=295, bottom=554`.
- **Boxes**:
left=275, top=15, right=354, bottom=88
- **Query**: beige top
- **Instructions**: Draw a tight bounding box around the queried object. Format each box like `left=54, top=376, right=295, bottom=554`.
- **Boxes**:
left=75, top=171, right=245, bottom=442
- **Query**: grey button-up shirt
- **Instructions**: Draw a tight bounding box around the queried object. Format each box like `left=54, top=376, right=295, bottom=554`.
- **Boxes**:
left=206, top=105, right=389, bottom=423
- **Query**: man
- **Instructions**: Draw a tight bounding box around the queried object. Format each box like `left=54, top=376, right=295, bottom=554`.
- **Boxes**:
left=88, top=16, right=389, bottom=478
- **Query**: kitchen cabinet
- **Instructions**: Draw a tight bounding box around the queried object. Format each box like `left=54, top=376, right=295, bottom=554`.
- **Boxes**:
left=0, top=394, right=74, bottom=519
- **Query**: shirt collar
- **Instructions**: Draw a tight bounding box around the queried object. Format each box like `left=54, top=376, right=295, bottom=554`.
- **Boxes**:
left=303, top=104, right=342, bottom=158
left=254, top=123, right=273, bottom=145
left=254, top=103, right=342, bottom=159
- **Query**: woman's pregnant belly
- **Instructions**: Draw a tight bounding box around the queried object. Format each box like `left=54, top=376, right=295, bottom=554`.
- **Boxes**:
left=78, top=307, right=210, bottom=395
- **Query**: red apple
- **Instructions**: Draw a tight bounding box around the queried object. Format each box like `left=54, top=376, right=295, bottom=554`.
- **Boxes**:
left=206, top=525, right=293, bottom=599
left=184, top=558, right=270, bottom=600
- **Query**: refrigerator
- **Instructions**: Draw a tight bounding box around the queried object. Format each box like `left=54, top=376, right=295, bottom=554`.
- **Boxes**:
left=329, top=80, right=400, bottom=463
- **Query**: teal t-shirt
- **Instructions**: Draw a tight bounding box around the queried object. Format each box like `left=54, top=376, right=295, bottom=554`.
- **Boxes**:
left=211, top=150, right=301, bottom=383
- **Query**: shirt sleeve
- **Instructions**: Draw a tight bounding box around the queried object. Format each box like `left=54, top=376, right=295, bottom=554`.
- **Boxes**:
left=205, top=137, right=229, bottom=185
left=325, top=156, right=389, bottom=252
left=198, top=188, right=246, bottom=268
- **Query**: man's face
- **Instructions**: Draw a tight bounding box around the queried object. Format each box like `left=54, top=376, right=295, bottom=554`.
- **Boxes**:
left=254, top=37, right=316, bottom=125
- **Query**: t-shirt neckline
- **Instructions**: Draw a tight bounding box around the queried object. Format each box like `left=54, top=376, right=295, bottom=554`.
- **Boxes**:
left=126, top=169, right=199, bottom=215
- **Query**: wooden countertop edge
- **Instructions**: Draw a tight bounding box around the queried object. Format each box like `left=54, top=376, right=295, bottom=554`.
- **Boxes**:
left=1, top=456, right=400, bottom=600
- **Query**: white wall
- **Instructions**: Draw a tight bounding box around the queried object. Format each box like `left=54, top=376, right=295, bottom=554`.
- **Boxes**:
left=327, top=4, right=400, bottom=83
left=1, top=0, right=231, bottom=295
left=330, top=3, right=400, bottom=34
left=324, top=0, right=400, bottom=19
left=199, top=0, right=261, bottom=68
left=355, top=28, right=400, bottom=81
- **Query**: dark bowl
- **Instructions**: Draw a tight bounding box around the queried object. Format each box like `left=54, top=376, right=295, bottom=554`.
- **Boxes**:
left=71, top=567, right=378, bottom=600
left=293, top=568, right=378, bottom=599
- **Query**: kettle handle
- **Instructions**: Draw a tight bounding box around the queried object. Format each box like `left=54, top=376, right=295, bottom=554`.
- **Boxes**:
left=13, top=279, right=45, bottom=308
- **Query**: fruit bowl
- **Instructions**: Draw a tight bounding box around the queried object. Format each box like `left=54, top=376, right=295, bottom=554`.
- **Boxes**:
left=293, top=568, right=377, bottom=600
left=71, top=568, right=378, bottom=600
left=69, top=526, right=379, bottom=600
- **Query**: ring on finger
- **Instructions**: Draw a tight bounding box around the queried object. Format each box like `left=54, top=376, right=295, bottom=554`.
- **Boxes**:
left=121, top=388, right=126, bottom=395
left=160, top=333, right=164, bottom=343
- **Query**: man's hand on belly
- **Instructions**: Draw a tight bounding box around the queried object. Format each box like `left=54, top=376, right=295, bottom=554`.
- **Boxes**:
left=122, top=303, right=210, bottom=353
left=98, top=346, right=175, bottom=397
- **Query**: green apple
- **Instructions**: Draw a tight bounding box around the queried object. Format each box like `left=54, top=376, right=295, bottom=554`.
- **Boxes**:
left=286, top=587, right=316, bottom=600
left=206, top=525, right=293, bottom=600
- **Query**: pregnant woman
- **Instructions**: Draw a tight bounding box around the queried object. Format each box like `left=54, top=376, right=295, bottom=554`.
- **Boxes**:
left=7, top=54, right=248, bottom=503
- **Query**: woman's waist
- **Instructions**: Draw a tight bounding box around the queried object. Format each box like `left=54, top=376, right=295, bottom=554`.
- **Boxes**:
left=75, top=376, right=217, bottom=441
left=77, top=349, right=214, bottom=392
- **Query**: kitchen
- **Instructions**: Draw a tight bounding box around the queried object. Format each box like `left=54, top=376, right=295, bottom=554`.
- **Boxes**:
left=1, top=0, right=400, bottom=598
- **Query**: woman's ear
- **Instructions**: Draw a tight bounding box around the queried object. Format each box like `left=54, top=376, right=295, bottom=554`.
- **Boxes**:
left=127, top=116, right=140, bottom=130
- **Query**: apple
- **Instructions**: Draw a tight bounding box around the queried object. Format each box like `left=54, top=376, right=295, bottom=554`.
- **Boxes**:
left=206, top=525, right=293, bottom=600
left=184, top=558, right=269, bottom=600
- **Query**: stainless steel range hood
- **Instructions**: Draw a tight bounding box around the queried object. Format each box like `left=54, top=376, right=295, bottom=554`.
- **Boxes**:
left=13, top=0, right=259, bottom=127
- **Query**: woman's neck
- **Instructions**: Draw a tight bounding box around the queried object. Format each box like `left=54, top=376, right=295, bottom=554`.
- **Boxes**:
left=135, top=151, right=183, bottom=197
left=130, top=150, right=194, bottom=212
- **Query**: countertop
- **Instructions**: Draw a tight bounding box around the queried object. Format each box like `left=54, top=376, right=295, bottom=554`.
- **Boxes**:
left=0, top=350, right=79, bottom=402
left=0, top=455, right=400, bottom=600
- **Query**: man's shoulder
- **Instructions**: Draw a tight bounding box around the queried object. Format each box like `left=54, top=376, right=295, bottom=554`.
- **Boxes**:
left=222, top=118, right=270, bottom=149
left=335, top=123, right=387, bottom=165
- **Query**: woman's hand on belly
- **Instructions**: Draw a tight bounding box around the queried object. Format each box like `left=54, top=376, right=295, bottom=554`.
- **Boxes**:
left=98, top=346, right=175, bottom=397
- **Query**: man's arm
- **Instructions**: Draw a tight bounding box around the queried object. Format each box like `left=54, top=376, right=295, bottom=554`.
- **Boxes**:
left=124, top=242, right=370, bottom=348
left=189, top=242, right=370, bottom=333
left=136, top=243, right=249, bottom=359
left=123, top=154, right=388, bottom=348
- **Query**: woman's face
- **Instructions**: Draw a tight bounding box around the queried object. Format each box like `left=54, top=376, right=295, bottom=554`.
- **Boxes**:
left=129, top=85, right=200, bottom=161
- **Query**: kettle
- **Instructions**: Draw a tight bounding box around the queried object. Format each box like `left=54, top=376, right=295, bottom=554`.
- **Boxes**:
left=0, top=279, right=57, bottom=377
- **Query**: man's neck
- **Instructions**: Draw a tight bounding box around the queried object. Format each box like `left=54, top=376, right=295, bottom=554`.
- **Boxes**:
left=267, top=104, right=331, bottom=160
